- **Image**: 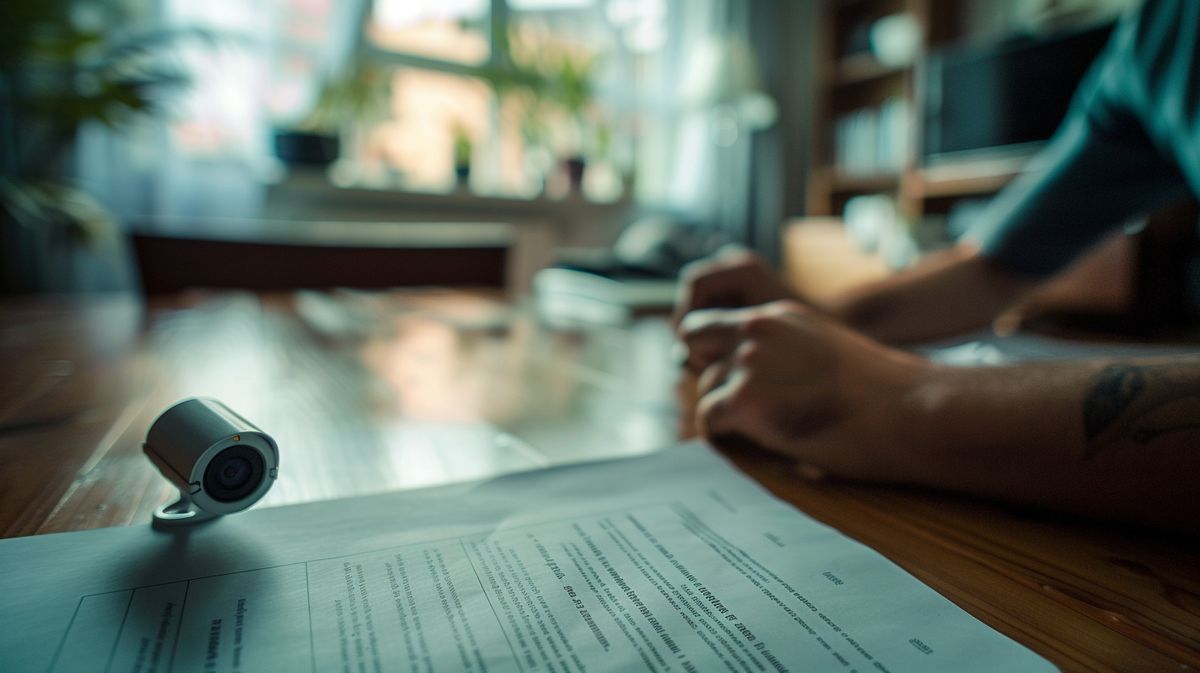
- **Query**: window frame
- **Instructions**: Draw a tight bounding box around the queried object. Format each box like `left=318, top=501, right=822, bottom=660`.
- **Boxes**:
left=356, top=0, right=532, bottom=196
left=352, top=0, right=658, bottom=202
left=360, top=0, right=509, bottom=75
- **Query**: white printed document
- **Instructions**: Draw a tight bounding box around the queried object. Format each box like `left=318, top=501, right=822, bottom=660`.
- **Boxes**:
left=0, top=442, right=1057, bottom=672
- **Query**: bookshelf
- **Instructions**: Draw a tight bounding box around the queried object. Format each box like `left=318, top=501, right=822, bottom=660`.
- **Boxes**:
left=806, top=0, right=1023, bottom=221
left=791, top=0, right=1200, bottom=335
left=788, top=0, right=1056, bottom=297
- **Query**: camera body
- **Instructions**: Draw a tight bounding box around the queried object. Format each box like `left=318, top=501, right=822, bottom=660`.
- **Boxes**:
left=144, top=398, right=279, bottom=526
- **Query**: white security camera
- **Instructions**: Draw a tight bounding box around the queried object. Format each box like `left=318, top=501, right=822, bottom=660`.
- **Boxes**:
left=143, top=398, right=279, bottom=526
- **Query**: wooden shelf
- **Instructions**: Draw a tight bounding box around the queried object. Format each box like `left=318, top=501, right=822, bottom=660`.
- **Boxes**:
left=828, top=171, right=901, bottom=193
left=830, top=53, right=907, bottom=86
left=916, top=153, right=1032, bottom=197
left=809, top=0, right=1016, bottom=224
left=916, top=171, right=1019, bottom=198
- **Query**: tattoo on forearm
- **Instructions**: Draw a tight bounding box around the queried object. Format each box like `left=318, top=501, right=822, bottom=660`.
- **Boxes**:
left=1082, top=362, right=1200, bottom=460
left=1083, top=365, right=1144, bottom=452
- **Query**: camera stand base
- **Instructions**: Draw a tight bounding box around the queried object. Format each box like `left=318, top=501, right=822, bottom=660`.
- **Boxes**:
left=152, top=491, right=220, bottom=527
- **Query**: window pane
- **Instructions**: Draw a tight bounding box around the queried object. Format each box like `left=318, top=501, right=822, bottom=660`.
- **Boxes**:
left=365, top=69, right=493, bottom=192
left=367, top=0, right=490, bottom=65
left=503, top=0, right=671, bottom=199
left=267, top=0, right=348, bottom=126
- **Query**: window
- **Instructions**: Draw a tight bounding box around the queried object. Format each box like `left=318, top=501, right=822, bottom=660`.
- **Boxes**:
left=367, top=0, right=490, bottom=65
left=352, top=0, right=672, bottom=200
left=369, top=69, right=495, bottom=192
left=145, top=0, right=683, bottom=213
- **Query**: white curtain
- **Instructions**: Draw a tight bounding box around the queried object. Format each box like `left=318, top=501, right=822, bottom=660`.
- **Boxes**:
left=77, top=0, right=366, bottom=226
left=651, top=0, right=802, bottom=264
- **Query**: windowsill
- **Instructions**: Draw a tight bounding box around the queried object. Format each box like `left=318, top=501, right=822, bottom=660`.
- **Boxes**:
left=255, top=168, right=639, bottom=265
left=128, top=215, right=515, bottom=249
left=265, top=169, right=634, bottom=224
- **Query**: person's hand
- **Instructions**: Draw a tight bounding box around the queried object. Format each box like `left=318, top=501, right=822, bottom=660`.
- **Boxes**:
left=678, top=300, right=936, bottom=482
left=673, top=249, right=795, bottom=327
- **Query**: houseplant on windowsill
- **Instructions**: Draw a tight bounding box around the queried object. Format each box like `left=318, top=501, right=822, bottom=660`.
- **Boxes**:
left=274, top=60, right=390, bottom=170
left=546, top=50, right=598, bottom=194
left=484, top=27, right=605, bottom=197
left=452, top=123, right=473, bottom=189
left=0, top=1, right=195, bottom=294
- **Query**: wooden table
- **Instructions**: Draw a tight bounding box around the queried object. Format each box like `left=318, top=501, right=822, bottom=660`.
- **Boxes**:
left=1, top=290, right=1197, bottom=672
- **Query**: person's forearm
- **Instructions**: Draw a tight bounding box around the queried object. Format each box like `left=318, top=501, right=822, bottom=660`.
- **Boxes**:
left=903, top=357, right=1200, bottom=531
left=825, top=245, right=1034, bottom=344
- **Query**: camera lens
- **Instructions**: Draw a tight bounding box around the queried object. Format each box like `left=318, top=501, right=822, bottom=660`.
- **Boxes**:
left=204, top=445, right=265, bottom=503
left=218, top=457, right=252, bottom=489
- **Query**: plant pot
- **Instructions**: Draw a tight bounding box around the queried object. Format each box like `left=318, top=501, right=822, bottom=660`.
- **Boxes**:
left=563, top=156, right=587, bottom=194
left=454, top=164, right=471, bottom=188
left=272, top=130, right=340, bottom=167
left=0, top=202, right=129, bottom=295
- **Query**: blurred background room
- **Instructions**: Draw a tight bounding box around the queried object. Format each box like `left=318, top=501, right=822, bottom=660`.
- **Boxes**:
left=9, top=0, right=1194, bottom=332
left=8, top=6, right=1200, bottom=670
left=5, top=0, right=804, bottom=301
left=6, top=0, right=1200, bottom=531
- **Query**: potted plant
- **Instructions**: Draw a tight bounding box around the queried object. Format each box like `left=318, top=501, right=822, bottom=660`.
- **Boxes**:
left=452, top=123, right=473, bottom=188
left=274, top=59, right=390, bottom=168
left=483, top=28, right=604, bottom=196
left=546, top=50, right=599, bottom=194
left=0, top=1, right=195, bottom=294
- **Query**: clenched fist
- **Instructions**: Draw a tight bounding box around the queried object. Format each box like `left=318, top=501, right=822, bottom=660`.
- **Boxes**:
left=678, top=300, right=936, bottom=483
left=674, top=249, right=795, bottom=327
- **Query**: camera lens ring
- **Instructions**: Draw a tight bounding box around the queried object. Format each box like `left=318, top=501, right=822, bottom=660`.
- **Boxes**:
left=203, top=444, right=266, bottom=503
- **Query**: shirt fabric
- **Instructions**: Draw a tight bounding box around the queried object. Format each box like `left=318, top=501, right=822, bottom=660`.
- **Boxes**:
left=967, top=0, right=1200, bottom=277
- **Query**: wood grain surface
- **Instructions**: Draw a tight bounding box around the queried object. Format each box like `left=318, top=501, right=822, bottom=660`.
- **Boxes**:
left=0, top=290, right=1197, bottom=672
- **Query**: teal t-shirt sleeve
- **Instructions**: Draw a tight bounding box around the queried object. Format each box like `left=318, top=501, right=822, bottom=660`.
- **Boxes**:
left=966, top=0, right=1196, bottom=277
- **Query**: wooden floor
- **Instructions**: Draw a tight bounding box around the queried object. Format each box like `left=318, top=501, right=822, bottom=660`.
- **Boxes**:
left=0, top=289, right=1197, bottom=672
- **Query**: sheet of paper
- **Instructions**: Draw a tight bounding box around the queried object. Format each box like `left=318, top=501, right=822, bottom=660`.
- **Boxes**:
left=0, top=442, right=1057, bottom=673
